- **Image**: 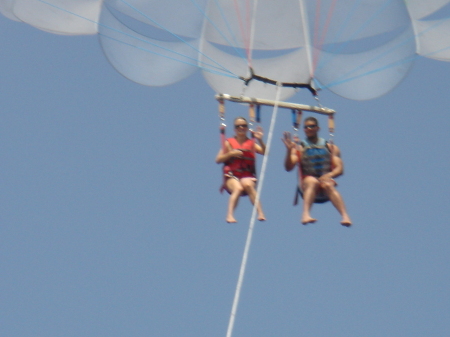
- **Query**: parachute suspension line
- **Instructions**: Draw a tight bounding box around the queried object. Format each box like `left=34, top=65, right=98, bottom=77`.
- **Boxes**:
left=314, top=0, right=395, bottom=73
left=232, top=0, right=252, bottom=63
left=320, top=42, right=417, bottom=91
left=315, top=0, right=445, bottom=90
left=33, top=0, right=238, bottom=78
left=312, top=0, right=339, bottom=72
left=299, top=0, right=315, bottom=79
left=247, top=0, right=260, bottom=64
left=98, top=34, right=236, bottom=79
left=195, top=0, right=248, bottom=61
left=226, top=1, right=320, bottom=98
left=320, top=19, right=450, bottom=91
left=314, top=0, right=364, bottom=72
left=312, top=0, right=322, bottom=72
left=225, top=84, right=283, bottom=337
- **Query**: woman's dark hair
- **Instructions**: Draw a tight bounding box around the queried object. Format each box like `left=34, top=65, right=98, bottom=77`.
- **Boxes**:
left=234, top=117, right=247, bottom=124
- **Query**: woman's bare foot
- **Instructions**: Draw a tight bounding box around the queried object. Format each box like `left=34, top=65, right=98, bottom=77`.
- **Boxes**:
left=257, top=212, right=266, bottom=221
left=226, top=215, right=237, bottom=223
left=301, top=215, right=317, bottom=225
left=340, top=215, right=352, bottom=227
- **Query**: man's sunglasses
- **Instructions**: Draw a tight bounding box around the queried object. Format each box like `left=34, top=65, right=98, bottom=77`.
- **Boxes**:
left=235, top=124, right=248, bottom=129
left=304, top=125, right=317, bottom=129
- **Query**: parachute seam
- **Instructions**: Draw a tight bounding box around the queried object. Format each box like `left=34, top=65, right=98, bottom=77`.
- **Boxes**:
left=32, top=0, right=240, bottom=78
left=321, top=15, right=450, bottom=90
left=315, top=0, right=396, bottom=73
left=192, top=0, right=248, bottom=61
left=98, top=33, right=237, bottom=79
left=114, top=0, right=239, bottom=77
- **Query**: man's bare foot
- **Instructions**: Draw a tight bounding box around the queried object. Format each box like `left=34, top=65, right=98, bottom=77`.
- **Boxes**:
left=226, top=215, right=237, bottom=223
left=258, top=213, right=266, bottom=221
left=301, top=216, right=317, bottom=225
left=340, top=216, right=352, bottom=227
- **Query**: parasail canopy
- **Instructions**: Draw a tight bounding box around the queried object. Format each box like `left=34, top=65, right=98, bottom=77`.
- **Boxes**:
left=2, top=0, right=450, bottom=101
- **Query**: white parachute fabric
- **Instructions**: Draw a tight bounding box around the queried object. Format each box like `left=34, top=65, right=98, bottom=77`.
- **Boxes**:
left=104, top=0, right=207, bottom=38
left=99, top=4, right=200, bottom=86
left=2, top=0, right=450, bottom=100
left=0, top=0, right=20, bottom=21
left=413, top=19, right=450, bottom=61
left=0, top=0, right=100, bottom=34
left=309, top=0, right=416, bottom=99
left=405, top=0, right=450, bottom=61
left=404, top=0, right=450, bottom=20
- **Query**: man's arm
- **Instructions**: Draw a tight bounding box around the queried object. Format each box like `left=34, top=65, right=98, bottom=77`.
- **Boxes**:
left=328, top=143, right=341, bottom=157
left=282, top=132, right=298, bottom=172
left=284, top=147, right=298, bottom=172
left=330, top=155, right=344, bottom=178
left=319, top=154, right=344, bottom=181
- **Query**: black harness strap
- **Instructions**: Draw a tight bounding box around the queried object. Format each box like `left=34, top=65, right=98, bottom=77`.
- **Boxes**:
left=239, top=67, right=318, bottom=96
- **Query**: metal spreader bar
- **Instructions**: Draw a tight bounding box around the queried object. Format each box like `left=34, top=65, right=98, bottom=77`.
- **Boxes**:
left=215, top=94, right=335, bottom=116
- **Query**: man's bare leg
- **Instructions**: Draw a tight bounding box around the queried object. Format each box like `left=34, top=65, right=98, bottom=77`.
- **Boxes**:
left=226, top=179, right=243, bottom=223
left=301, top=177, right=319, bottom=224
left=322, top=181, right=352, bottom=226
left=241, top=178, right=266, bottom=221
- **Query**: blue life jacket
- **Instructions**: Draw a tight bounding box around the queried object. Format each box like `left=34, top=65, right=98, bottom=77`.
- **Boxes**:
left=299, top=137, right=332, bottom=178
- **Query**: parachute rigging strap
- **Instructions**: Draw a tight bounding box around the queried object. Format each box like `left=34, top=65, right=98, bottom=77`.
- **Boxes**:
left=292, top=110, right=303, bottom=206
left=218, top=97, right=227, bottom=152
left=215, top=94, right=335, bottom=115
left=292, top=109, right=302, bottom=135
left=328, top=114, right=336, bottom=151
left=218, top=98, right=228, bottom=194
left=239, top=67, right=318, bottom=96
left=225, top=84, right=282, bottom=337
left=248, top=103, right=262, bottom=171
left=248, top=103, right=257, bottom=160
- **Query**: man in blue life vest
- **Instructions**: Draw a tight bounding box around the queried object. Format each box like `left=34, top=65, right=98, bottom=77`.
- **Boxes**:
left=282, top=116, right=352, bottom=226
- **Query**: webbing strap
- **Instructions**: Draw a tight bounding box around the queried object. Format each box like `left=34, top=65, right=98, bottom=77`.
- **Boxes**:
left=226, top=84, right=282, bottom=337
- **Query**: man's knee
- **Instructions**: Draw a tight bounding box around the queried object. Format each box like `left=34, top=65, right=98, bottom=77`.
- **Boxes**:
left=302, top=177, right=320, bottom=190
left=321, top=180, right=337, bottom=193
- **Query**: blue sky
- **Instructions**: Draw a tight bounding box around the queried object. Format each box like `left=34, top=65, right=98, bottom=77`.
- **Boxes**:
left=1, top=13, right=450, bottom=337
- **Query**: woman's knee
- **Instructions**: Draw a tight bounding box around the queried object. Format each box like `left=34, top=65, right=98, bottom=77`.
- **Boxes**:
left=240, top=178, right=256, bottom=190
left=227, top=179, right=244, bottom=194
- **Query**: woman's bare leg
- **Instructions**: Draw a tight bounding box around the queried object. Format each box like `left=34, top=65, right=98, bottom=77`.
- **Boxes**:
left=240, top=178, right=266, bottom=221
left=225, top=179, right=244, bottom=223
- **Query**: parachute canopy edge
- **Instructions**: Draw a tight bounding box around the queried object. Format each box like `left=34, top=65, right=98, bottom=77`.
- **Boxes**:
left=215, top=94, right=335, bottom=116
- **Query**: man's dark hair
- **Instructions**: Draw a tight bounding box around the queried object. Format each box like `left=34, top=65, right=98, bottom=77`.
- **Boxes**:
left=304, top=116, right=319, bottom=126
